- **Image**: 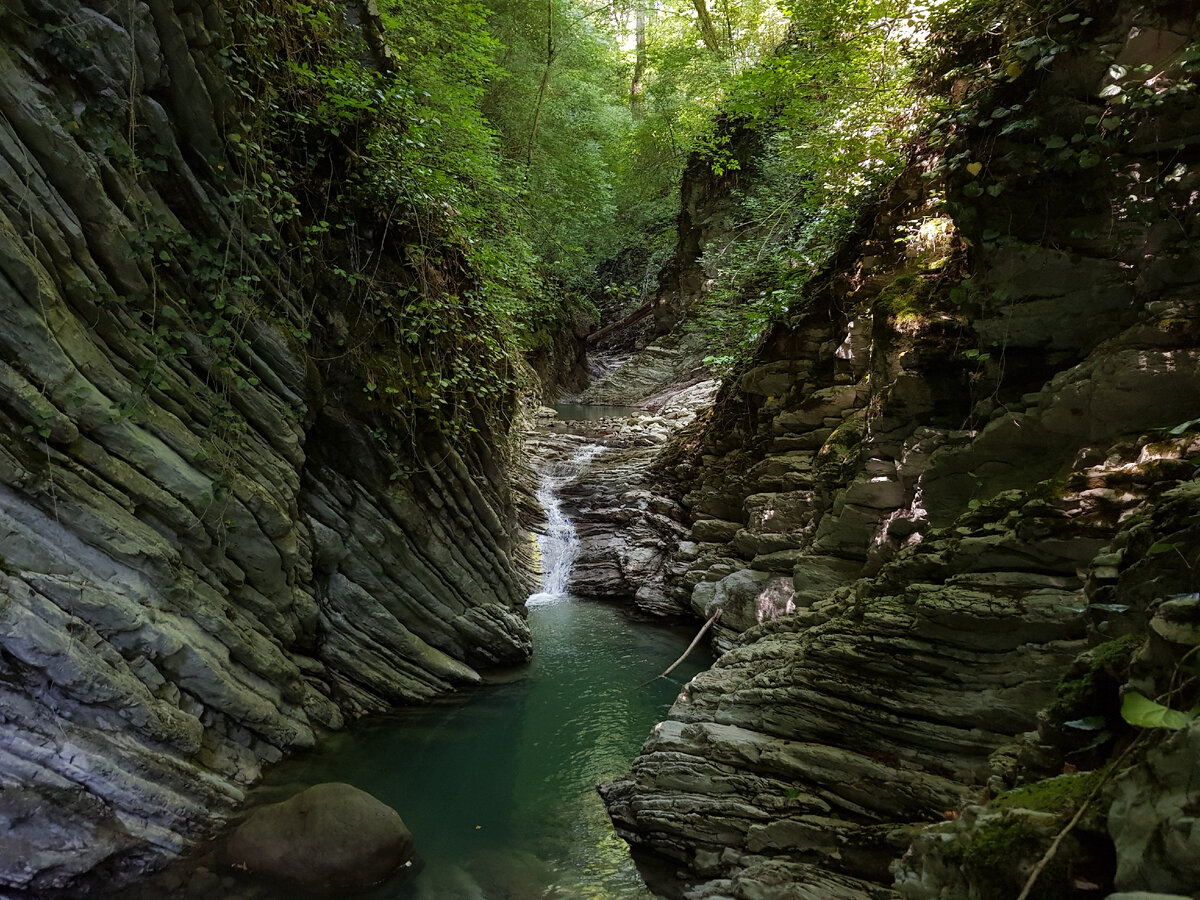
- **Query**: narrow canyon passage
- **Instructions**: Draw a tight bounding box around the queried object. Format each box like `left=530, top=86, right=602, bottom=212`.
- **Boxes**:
left=125, top=410, right=711, bottom=900
left=2, top=1, right=1198, bottom=898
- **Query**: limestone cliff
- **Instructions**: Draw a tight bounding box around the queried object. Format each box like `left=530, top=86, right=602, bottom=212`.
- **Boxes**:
left=603, top=4, right=1200, bottom=897
left=0, top=0, right=531, bottom=893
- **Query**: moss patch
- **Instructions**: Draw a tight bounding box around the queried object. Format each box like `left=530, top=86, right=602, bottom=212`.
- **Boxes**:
left=875, top=273, right=936, bottom=321
left=1047, top=633, right=1143, bottom=721
left=992, top=770, right=1104, bottom=816
left=941, top=813, right=1069, bottom=900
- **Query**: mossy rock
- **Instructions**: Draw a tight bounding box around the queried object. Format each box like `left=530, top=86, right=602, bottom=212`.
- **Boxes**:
left=875, top=273, right=937, bottom=322
left=897, top=805, right=1097, bottom=900
left=1043, top=633, right=1144, bottom=756
left=992, top=770, right=1105, bottom=817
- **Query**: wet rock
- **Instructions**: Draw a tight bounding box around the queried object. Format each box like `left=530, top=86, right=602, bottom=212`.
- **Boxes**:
left=537, top=380, right=718, bottom=616
left=218, top=783, right=416, bottom=891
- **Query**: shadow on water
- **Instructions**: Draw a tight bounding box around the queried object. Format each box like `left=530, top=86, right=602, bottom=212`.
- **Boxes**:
left=125, top=440, right=707, bottom=900
left=247, top=598, right=710, bottom=899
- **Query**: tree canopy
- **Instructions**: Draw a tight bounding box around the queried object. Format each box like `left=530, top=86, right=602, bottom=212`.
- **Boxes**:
left=239, top=0, right=989, bottom=433
left=367, top=0, right=944, bottom=323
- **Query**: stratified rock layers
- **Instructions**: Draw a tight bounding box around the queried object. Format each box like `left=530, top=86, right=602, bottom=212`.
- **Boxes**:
left=0, top=0, right=529, bottom=892
left=603, top=7, right=1200, bottom=898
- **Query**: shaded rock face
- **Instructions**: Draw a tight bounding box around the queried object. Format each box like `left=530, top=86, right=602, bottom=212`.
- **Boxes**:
left=603, top=6, right=1200, bottom=898
left=1108, top=718, right=1200, bottom=894
left=654, top=120, right=762, bottom=338
left=581, top=119, right=761, bottom=405
left=0, top=0, right=530, bottom=893
left=217, top=782, right=416, bottom=892
left=585, top=119, right=762, bottom=360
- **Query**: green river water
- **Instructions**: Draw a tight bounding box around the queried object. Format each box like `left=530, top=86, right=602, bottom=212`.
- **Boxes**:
left=128, top=438, right=705, bottom=899
left=253, top=596, right=711, bottom=899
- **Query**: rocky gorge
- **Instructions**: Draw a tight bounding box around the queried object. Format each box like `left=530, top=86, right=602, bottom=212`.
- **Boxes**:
left=0, top=0, right=533, bottom=893
left=0, top=0, right=1198, bottom=899
left=583, top=3, right=1200, bottom=898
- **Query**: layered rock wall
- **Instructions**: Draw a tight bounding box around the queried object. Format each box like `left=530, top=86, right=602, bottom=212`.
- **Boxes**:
left=604, top=5, right=1200, bottom=897
left=0, top=0, right=530, bottom=892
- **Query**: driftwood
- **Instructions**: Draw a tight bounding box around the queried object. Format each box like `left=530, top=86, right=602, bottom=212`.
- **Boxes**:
left=640, top=608, right=722, bottom=688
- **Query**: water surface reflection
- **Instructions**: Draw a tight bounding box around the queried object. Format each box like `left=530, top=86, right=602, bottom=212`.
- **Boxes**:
left=250, top=598, right=710, bottom=899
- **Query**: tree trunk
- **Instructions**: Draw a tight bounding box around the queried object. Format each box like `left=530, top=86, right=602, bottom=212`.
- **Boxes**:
left=691, top=0, right=721, bottom=53
left=526, top=0, right=555, bottom=171
left=630, top=8, right=646, bottom=118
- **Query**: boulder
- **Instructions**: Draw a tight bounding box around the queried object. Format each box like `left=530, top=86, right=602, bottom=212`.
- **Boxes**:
left=218, top=783, right=416, bottom=891
left=1108, top=720, right=1200, bottom=893
left=690, top=517, right=743, bottom=543
left=691, top=568, right=795, bottom=635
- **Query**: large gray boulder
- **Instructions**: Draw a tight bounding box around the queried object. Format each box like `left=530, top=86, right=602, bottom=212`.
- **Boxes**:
left=218, top=783, right=416, bottom=892
left=1108, top=720, right=1200, bottom=894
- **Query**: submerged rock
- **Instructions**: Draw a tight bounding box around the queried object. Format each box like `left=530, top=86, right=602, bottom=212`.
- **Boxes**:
left=218, top=782, right=417, bottom=892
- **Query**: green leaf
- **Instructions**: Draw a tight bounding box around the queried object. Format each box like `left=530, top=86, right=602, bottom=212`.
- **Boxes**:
left=1078, top=729, right=1112, bottom=752
left=1148, top=540, right=1182, bottom=555
left=1121, top=692, right=1199, bottom=730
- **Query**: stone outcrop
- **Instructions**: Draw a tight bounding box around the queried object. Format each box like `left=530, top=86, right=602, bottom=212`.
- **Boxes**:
left=603, top=4, right=1200, bottom=897
left=0, top=0, right=531, bottom=893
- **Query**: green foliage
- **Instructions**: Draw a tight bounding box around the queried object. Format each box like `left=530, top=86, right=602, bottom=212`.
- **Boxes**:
left=209, top=0, right=624, bottom=437
left=678, top=0, right=942, bottom=370
left=482, top=0, right=630, bottom=278
left=186, top=0, right=1072, bottom=432
left=1121, top=691, right=1200, bottom=730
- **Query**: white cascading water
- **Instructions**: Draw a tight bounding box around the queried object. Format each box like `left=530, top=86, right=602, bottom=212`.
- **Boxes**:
left=527, top=444, right=606, bottom=606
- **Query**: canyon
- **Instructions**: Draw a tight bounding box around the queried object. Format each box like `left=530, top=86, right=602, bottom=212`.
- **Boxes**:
left=0, top=0, right=1198, bottom=898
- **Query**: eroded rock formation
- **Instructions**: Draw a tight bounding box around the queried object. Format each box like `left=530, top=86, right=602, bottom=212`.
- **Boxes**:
left=603, top=5, right=1200, bottom=897
left=0, top=0, right=530, bottom=892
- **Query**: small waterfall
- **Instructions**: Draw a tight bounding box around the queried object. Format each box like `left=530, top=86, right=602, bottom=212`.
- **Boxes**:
left=528, top=444, right=605, bottom=606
